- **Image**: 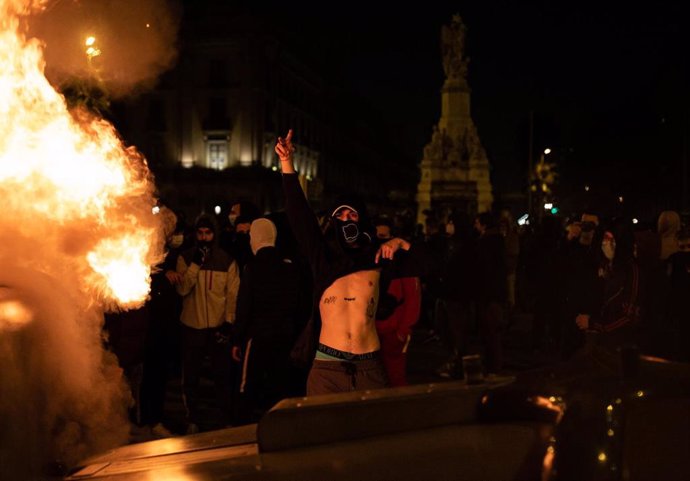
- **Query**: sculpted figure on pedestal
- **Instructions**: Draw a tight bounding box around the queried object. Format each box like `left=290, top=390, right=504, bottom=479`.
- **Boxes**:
left=424, top=125, right=443, bottom=161
left=441, top=14, right=469, bottom=81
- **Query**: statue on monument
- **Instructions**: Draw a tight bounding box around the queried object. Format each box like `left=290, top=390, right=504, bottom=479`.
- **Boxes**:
left=441, top=14, right=469, bottom=81
left=424, top=125, right=443, bottom=161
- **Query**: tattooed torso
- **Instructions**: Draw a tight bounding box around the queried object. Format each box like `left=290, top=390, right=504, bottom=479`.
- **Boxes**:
left=319, top=269, right=381, bottom=354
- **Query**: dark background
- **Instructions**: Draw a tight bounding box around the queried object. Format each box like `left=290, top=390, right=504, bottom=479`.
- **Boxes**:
left=188, top=1, right=690, bottom=219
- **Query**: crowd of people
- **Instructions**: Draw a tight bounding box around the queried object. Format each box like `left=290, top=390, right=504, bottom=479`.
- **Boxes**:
left=103, top=129, right=690, bottom=440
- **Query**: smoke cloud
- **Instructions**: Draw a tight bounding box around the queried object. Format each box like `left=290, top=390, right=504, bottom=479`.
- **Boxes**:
left=27, top=0, right=182, bottom=97
left=0, top=0, right=176, bottom=477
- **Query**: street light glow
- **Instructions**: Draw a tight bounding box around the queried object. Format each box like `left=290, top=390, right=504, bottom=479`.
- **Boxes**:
left=544, top=202, right=553, bottom=210
left=214, top=205, right=221, bottom=215
left=543, top=148, right=551, bottom=155
left=85, top=36, right=96, bottom=46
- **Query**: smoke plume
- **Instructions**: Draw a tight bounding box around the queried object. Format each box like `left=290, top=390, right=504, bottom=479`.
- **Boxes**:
left=27, top=0, right=181, bottom=97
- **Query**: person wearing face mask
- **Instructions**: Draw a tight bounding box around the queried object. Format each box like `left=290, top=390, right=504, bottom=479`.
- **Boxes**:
left=276, top=129, right=429, bottom=395
left=176, top=214, right=240, bottom=433
left=575, top=225, right=640, bottom=351
left=230, top=218, right=305, bottom=422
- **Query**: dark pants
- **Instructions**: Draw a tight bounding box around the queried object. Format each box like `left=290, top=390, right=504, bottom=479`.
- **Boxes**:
left=307, top=358, right=388, bottom=395
left=478, top=301, right=503, bottom=373
left=140, top=320, right=180, bottom=426
left=237, top=336, right=292, bottom=423
left=181, top=325, right=233, bottom=426
left=436, top=298, right=473, bottom=357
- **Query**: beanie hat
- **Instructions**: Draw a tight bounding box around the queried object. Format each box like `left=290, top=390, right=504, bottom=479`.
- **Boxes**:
left=250, top=218, right=277, bottom=254
left=195, top=214, right=216, bottom=233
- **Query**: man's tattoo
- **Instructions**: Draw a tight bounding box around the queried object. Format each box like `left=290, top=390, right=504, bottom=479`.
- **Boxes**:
left=344, top=297, right=356, bottom=301
left=366, top=297, right=376, bottom=318
left=323, top=296, right=336, bottom=304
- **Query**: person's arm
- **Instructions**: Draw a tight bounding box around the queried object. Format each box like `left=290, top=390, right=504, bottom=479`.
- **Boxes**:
left=375, top=237, right=411, bottom=263
left=175, top=254, right=199, bottom=296
left=276, top=130, right=328, bottom=273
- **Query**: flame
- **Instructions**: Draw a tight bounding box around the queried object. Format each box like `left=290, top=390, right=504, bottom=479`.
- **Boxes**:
left=0, top=0, right=162, bottom=310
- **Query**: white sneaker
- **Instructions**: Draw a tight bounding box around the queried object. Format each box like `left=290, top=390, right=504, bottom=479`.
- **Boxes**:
left=151, top=423, right=173, bottom=438
left=185, top=423, right=200, bottom=435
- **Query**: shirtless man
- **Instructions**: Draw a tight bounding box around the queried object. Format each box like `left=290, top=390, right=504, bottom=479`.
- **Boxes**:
left=276, top=130, right=417, bottom=395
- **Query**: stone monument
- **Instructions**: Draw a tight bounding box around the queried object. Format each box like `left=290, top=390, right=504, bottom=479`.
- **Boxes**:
left=416, top=14, right=493, bottom=225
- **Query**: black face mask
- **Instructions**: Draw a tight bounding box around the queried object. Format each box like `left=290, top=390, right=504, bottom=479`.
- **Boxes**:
left=334, top=219, right=360, bottom=245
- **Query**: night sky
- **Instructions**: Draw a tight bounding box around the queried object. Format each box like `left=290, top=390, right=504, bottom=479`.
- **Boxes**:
left=208, top=1, right=690, bottom=215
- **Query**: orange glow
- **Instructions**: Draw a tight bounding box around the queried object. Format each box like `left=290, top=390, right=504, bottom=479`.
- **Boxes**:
left=0, top=0, right=162, bottom=310
left=0, top=299, right=33, bottom=329
left=541, top=445, right=555, bottom=481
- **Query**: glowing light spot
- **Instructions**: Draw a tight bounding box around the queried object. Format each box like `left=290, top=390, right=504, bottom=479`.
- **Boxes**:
left=607, top=429, right=615, bottom=437
left=214, top=205, right=221, bottom=215
left=85, top=36, right=96, bottom=46
left=549, top=396, right=557, bottom=403
left=145, top=23, right=150, bottom=28
left=606, top=404, right=613, bottom=412
left=585, top=185, right=590, bottom=191
left=598, top=452, right=607, bottom=462
left=636, top=390, right=645, bottom=398
left=0, top=300, right=33, bottom=329
left=615, top=398, right=622, bottom=404
left=271, top=166, right=278, bottom=171
left=152, top=205, right=160, bottom=215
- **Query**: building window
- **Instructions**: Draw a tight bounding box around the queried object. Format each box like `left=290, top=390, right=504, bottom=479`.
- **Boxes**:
left=206, top=138, right=228, bottom=170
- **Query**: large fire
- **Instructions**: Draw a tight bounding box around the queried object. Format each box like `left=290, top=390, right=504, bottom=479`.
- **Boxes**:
left=0, top=0, right=163, bottom=314
left=0, top=0, right=168, bottom=476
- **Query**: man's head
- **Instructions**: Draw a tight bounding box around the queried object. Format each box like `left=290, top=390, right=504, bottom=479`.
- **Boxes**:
left=332, top=204, right=361, bottom=246
left=375, top=218, right=393, bottom=240
left=195, top=215, right=216, bottom=248
left=234, top=215, right=252, bottom=235
left=249, top=218, right=277, bottom=255
left=228, top=200, right=260, bottom=227
left=579, top=213, right=599, bottom=246
left=474, top=212, right=496, bottom=236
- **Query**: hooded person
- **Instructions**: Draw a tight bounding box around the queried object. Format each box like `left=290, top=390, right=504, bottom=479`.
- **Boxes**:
left=175, top=213, right=240, bottom=433
left=322, top=193, right=375, bottom=255
left=232, top=217, right=304, bottom=421
left=275, top=129, right=429, bottom=396
left=249, top=217, right=277, bottom=254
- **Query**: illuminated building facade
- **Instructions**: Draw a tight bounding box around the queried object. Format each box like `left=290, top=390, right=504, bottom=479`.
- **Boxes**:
left=115, top=4, right=417, bottom=217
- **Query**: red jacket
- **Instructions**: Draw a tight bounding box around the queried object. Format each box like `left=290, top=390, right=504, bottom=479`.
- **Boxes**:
left=375, top=277, right=421, bottom=339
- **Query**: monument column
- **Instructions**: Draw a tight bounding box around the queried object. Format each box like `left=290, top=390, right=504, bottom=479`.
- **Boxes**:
left=416, top=15, right=493, bottom=226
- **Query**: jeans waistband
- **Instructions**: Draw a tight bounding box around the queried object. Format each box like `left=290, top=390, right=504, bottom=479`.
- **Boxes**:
left=317, top=343, right=379, bottom=361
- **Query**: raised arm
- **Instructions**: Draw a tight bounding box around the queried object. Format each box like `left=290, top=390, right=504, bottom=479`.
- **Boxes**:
left=275, top=129, right=296, bottom=174
left=275, top=130, right=328, bottom=276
